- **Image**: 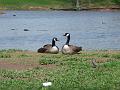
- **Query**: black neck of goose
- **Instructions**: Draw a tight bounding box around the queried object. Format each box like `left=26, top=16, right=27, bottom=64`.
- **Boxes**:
left=52, top=39, right=56, bottom=47
left=66, top=35, right=70, bottom=45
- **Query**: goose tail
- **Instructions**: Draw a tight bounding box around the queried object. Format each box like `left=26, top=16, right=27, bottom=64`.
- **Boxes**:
left=37, top=48, right=47, bottom=53
left=78, top=46, right=82, bottom=51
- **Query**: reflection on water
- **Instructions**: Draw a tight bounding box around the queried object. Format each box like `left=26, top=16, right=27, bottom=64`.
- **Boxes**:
left=0, top=11, right=120, bottom=51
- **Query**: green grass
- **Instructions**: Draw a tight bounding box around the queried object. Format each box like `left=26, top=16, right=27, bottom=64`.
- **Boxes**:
left=0, top=50, right=120, bottom=89
left=0, top=0, right=120, bottom=10
left=0, top=0, right=73, bottom=10
left=39, top=57, right=58, bottom=65
left=0, top=53, right=11, bottom=58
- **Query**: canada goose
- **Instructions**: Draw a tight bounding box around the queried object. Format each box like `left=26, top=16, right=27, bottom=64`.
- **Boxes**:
left=62, top=33, right=82, bottom=54
left=37, top=37, right=59, bottom=54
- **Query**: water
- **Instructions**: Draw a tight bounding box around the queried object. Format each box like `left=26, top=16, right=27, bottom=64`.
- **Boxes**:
left=0, top=10, right=120, bottom=51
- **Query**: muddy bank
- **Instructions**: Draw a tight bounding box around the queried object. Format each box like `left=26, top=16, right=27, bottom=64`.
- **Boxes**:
left=0, top=11, right=5, bottom=14
left=21, top=6, right=120, bottom=11
left=80, top=6, right=120, bottom=11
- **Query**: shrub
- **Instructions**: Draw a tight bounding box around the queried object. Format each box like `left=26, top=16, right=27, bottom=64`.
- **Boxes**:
left=112, top=0, right=120, bottom=5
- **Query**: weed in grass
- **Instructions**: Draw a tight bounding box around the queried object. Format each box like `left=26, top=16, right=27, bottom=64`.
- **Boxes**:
left=111, top=54, right=120, bottom=59
left=18, top=54, right=31, bottom=58
left=103, top=61, right=120, bottom=68
left=97, top=53, right=110, bottom=58
left=0, top=53, right=11, bottom=58
left=0, top=49, right=22, bottom=53
left=39, top=57, right=57, bottom=65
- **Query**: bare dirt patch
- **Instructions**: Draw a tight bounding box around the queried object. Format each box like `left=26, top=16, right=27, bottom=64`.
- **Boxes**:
left=0, top=58, right=57, bottom=71
left=0, top=60, right=39, bottom=70
left=0, top=50, right=59, bottom=71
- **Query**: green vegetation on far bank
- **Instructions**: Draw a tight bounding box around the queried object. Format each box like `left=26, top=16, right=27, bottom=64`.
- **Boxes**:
left=0, top=49, right=120, bottom=90
left=0, top=0, right=73, bottom=10
left=79, top=0, right=120, bottom=9
left=0, top=0, right=120, bottom=10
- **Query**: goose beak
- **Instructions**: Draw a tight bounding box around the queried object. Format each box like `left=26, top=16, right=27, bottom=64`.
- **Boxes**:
left=63, top=35, right=65, bottom=36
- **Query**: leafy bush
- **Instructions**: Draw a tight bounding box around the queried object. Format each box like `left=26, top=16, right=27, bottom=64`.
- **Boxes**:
left=112, top=0, right=120, bottom=5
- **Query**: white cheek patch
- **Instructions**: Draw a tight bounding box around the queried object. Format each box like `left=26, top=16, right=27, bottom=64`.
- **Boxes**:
left=66, top=34, right=69, bottom=37
left=54, top=38, right=56, bottom=41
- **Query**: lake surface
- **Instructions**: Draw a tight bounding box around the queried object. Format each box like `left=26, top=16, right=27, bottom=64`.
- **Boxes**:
left=0, top=10, right=120, bottom=51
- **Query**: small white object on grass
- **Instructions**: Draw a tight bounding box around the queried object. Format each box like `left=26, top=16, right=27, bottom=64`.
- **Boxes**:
left=42, top=82, right=52, bottom=87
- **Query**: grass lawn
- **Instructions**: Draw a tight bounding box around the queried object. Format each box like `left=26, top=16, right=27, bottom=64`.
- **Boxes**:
left=0, top=0, right=73, bottom=10
left=0, top=0, right=119, bottom=10
left=0, top=49, right=120, bottom=90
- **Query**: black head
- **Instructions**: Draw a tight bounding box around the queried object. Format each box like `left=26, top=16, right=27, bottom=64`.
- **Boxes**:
left=53, top=37, right=59, bottom=41
left=63, top=33, right=70, bottom=37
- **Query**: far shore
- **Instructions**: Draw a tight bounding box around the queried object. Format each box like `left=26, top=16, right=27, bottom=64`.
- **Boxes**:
left=0, top=6, right=120, bottom=12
